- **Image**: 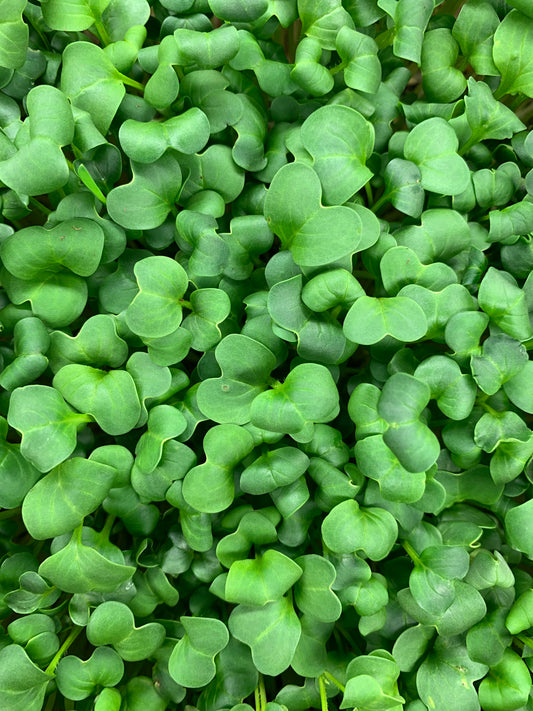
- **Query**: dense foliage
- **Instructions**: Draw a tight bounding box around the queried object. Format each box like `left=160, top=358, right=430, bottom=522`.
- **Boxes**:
left=1, top=0, right=533, bottom=709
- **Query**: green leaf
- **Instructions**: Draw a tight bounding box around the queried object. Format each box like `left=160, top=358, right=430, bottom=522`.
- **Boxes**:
left=101, top=0, right=149, bottom=42
left=228, top=597, right=301, bottom=676
left=478, top=268, right=532, bottom=342
left=22, top=458, right=116, bottom=539
left=421, top=29, right=466, bottom=103
left=336, top=26, right=381, bottom=94
left=383, top=158, right=424, bottom=218
left=39, top=526, right=136, bottom=593
left=48, top=315, right=128, bottom=373
left=416, top=637, right=488, bottom=711
left=505, top=500, right=533, bottom=559
left=294, top=554, right=342, bottom=623
left=119, top=108, right=210, bottom=163
left=504, top=361, right=533, bottom=414
left=404, top=117, right=470, bottom=195
left=250, top=363, right=339, bottom=436
left=0, top=418, right=41, bottom=509
left=0, top=644, right=51, bottom=711
left=264, top=162, right=363, bottom=266
left=7, top=385, right=90, bottom=473
left=107, top=154, right=182, bottom=230
left=471, top=334, right=528, bottom=396
left=299, top=0, right=354, bottom=50
left=168, top=617, right=229, bottom=688
left=506, top=589, right=533, bottom=635
left=41, top=0, right=110, bottom=31
left=415, top=355, right=477, bottom=421
left=378, top=0, right=434, bottom=63
left=2, top=220, right=104, bottom=280
left=86, top=601, right=166, bottom=662
left=53, top=365, right=141, bottom=436
left=196, top=334, right=277, bottom=425
left=300, top=105, right=374, bottom=205
left=61, top=41, right=131, bottom=134
left=181, top=288, right=231, bottom=352
left=240, top=447, right=310, bottom=495
left=56, top=646, right=124, bottom=701
left=1, top=269, right=88, bottom=328
left=182, top=424, right=255, bottom=513
left=493, top=10, right=533, bottom=98
left=478, top=649, right=531, bottom=711
left=322, top=499, right=398, bottom=560
left=125, top=256, right=188, bottom=339
left=464, top=79, right=525, bottom=147
left=452, top=0, right=499, bottom=76
left=354, top=434, right=426, bottom=503
left=343, top=295, right=428, bottom=345
left=225, top=550, right=302, bottom=606
left=0, top=0, right=28, bottom=69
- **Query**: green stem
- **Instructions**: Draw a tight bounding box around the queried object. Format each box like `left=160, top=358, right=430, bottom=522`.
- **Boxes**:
left=99, top=514, right=116, bottom=542
left=458, top=134, right=478, bottom=156
left=509, top=94, right=526, bottom=111
left=259, top=674, right=267, bottom=711
left=319, top=675, right=329, bottom=711
left=329, top=61, right=347, bottom=76
left=365, top=182, right=373, bottom=207
left=29, top=197, right=52, bottom=216
left=92, top=17, right=111, bottom=46
left=118, top=73, right=146, bottom=92
left=518, top=634, right=533, bottom=648
left=255, top=687, right=261, bottom=711
left=371, top=192, right=390, bottom=215
left=324, top=670, right=345, bottom=693
left=45, top=626, right=83, bottom=675
left=403, top=540, right=422, bottom=566
left=179, top=299, right=193, bottom=310
left=44, top=692, right=57, bottom=711
left=0, top=506, right=21, bottom=520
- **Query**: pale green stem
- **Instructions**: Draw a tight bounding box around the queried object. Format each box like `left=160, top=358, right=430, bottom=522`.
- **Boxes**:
left=259, top=674, right=267, bottom=711
left=29, top=197, right=52, bottom=216
left=371, top=192, right=390, bottom=215
left=324, top=670, right=345, bottom=693
left=403, top=540, right=422, bottom=566
left=45, top=626, right=83, bottom=675
left=319, top=674, right=329, bottom=711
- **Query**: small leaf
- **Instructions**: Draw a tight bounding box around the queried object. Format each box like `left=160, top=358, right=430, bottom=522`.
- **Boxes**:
left=125, top=256, right=188, bottom=339
left=22, top=458, right=116, bottom=539
left=225, top=550, right=302, bottom=606
left=7, top=385, right=90, bottom=473
left=168, top=617, right=229, bottom=688
left=404, top=117, right=470, bottom=195
left=229, top=597, right=301, bottom=676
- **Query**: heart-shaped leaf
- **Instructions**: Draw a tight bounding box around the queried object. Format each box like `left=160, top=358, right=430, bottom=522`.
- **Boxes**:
left=404, top=117, right=470, bottom=195
left=56, top=646, right=124, bottom=701
left=22, top=458, right=116, bottom=539
left=1, top=219, right=104, bottom=280
left=264, top=162, right=363, bottom=266
left=53, top=364, right=141, bottom=436
left=250, top=363, right=339, bottom=436
left=343, top=295, right=428, bottom=345
left=107, top=153, right=182, bottom=229
left=300, top=105, right=374, bottom=204
left=7, top=385, right=91, bottom=473
left=168, top=617, right=229, bottom=688
left=225, top=549, right=302, bottom=606
left=229, top=597, right=301, bottom=676
left=322, top=499, right=398, bottom=560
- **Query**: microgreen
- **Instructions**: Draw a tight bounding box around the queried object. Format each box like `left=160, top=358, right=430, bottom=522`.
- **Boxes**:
left=1, top=2, right=533, bottom=710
